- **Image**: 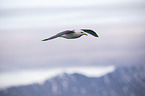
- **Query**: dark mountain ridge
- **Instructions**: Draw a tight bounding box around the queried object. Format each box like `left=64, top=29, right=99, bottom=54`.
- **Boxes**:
left=0, top=65, right=145, bottom=96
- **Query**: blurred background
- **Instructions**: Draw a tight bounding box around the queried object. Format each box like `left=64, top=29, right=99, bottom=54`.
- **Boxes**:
left=0, top=0, right=145, bottom=95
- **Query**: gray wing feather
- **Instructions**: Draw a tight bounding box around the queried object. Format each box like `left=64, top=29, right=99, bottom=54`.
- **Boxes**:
left=42, top=30, right=74, bottom=41
left=81, top=29, right=99, bottom=37
left=42, top=35, right=59, bottom=41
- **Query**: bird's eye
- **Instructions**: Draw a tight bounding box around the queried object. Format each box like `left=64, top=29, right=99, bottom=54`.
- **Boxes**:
left=81, top=32, right=83, bottom=33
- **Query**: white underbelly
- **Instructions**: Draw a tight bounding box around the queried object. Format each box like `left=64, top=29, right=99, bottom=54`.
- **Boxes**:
left=61, top=33, right=81, bottom=38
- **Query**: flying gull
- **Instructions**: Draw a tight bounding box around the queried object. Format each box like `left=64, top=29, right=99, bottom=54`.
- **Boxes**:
left=42, top=29, right=99, bottom=41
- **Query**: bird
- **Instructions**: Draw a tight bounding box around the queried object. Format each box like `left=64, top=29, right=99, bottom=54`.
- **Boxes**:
left=42, top=29, right=99, bottom=41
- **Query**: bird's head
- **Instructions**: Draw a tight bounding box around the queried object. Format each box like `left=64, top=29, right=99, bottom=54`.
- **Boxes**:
left=74, top=29, right=88, bottom=36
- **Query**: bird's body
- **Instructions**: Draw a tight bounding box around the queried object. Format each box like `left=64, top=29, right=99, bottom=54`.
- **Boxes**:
left=61, top=30, right=83, bottom=39
left=42, top=29, right=98, bottom=41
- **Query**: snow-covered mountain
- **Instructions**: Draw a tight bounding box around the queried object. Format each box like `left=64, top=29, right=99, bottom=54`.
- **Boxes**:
left=0, top=65, right=145, bottom=96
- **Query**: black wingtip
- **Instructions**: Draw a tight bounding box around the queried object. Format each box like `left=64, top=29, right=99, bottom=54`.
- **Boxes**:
left=42, top=39, right=48, bottom=41
left=81, top=29, right=99, bottom=37
left=95, top=34, right=99, bottom=37
left=92, top=33, right=99, bottom=37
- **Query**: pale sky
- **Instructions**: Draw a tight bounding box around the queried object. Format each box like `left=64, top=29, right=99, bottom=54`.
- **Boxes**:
left=0, top=0, right=145, bottom=70
left=1, top=0, right=145, bottom=9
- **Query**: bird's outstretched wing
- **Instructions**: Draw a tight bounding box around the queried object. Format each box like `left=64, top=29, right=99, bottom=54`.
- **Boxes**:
left=42, top=30, right=74, bottom=41
left=81, top=29, right=99, bottom=37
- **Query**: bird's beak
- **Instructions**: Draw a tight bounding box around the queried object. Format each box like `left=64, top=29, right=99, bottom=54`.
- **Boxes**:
left=83, top=33, right=88, bottom=36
